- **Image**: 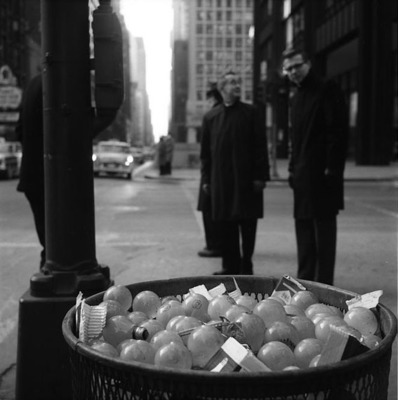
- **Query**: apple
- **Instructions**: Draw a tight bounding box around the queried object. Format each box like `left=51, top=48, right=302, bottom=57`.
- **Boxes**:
left=311, top=312, right=332, bottom=325
left=268, top=296, right=286, bottom=306
left=253, top=299, right=287, bottom=328
left=290, top=290, right=319, bottom=311
left=309, top=353, right=321, bottom=367
left=155, top=301, right=186, bottom=328
left=154, top=342, right=193, bottom=370
left=294, top=338, right=323, bottom=368
left=119, top=340, right=156, bottom=364
left=234, top=312, right=266, bottom=353
left=99, top=299, right=127, bottom=321
left=257, top=341, right=296, bottom=371
left=139, top=319, right=164, bottom=341
left=150, top=329, right=184, bottom=351
left=90, top=340, right=119, bottom=357
left=235, top=294, right=258, bottom=311
left=102, top=315, right=140, bottom=347
left=343, top=307, right=379, bottom=336
left=361, top=334, right=382, bottom=349
left=289, top=316, right=316, bottom=340
left=224, top=304, right=251, bottom=322
left=174, top=316, right=203, bottom=345
left=264, top=321, right=300, bottom=350
left=187, top=325, right=225, bottom=369
left=315, top=315, right=346, bottom=342
left=127, top=311, right=149, bottom=326
left=161, top=295, right=180, bottom=305
left=132, top=290, right=162, bottom=318
left=305, top=303, right=336, bottom=320
left=117, top=338, right=137, bottom=354
left=103, top=285, right=132, bottom=312
left=182, top=293, right=210, bottom=322
left=166, top=315, right=187, bottom=331
left=207, top=294, right=236, bottom=321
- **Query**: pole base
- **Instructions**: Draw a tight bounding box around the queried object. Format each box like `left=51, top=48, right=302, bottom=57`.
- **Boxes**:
left=30, top=264, right=112, bottom=297
left=15, top=291, right=75, bottom=400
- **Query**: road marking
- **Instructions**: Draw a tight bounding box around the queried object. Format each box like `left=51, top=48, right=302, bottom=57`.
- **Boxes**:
left=182, top=185, right=204, bottom=234
left=345, top=197, right=398, bottom=219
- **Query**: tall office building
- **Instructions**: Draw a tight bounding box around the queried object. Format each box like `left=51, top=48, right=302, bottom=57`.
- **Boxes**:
left=171, top=0, right=254, bottom=145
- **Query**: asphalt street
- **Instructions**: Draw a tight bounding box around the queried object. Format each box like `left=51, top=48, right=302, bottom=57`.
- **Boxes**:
left=0, top=160, right=397, bottom=399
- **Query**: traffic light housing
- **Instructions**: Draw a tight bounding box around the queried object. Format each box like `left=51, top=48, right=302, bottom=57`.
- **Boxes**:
left=92, top=1, right=124, bottom=110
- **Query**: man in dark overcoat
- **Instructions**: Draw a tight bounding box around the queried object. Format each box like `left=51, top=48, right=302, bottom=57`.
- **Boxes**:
left=200, top=71, right=270, bottom=275
left=16, top=74, right=46, bottom=270
left=197, top=88, right=223, bottom=258
left=282, top=48, right=348, bottom=285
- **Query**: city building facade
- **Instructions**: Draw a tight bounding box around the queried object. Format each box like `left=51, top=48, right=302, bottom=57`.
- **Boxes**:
left=171, top=0, right=255, bottom=145
left=253, top=0, right=397, bottom=165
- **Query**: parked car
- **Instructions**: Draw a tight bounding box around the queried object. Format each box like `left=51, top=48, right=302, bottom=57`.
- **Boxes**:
left=92, top=140, right=134, bottom=179
left=0, top=139, right=21, bottom=179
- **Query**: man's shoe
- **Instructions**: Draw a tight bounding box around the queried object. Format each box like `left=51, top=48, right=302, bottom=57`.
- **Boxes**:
left=198, top=248, right=222, bottom=258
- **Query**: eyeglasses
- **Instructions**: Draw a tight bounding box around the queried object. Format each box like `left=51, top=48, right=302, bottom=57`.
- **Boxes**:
left=283, top=62, right=305, bottom=73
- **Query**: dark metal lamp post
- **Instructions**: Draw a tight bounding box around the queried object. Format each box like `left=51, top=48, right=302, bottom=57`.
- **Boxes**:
left=15, top=1, right=123, bottom=399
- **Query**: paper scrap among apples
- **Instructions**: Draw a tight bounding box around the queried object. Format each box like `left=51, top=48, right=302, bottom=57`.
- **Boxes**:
left=346, top=290, right=383, bottom=310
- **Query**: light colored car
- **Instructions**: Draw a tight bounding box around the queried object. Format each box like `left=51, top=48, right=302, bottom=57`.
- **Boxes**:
left=0, top=139, right=21, bottom=179
left=92, top=140, right=134, bottom=179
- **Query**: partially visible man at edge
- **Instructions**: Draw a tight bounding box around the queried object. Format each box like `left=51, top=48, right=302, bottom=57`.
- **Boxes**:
left=282, top=48, right=348, bottom=285
left=200, top=70, right=270, bottom=275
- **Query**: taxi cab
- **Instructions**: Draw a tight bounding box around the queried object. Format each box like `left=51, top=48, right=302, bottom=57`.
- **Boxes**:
left=92, top=140, right=134, bottom=180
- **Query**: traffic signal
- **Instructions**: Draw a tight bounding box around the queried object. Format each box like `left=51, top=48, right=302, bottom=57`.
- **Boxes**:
left=92, top=2, right=124, bottom=110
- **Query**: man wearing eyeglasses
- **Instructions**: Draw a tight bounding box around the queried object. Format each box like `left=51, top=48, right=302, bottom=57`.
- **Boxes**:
left=282, top=48, right=348, bottom=285
left=200, top=71, right=270, bottom=275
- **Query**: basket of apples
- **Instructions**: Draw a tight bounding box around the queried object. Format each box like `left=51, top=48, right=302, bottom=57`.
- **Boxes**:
left=62, top=275, right=397, bottom=400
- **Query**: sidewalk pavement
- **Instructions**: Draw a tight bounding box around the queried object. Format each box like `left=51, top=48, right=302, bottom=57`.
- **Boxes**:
left=143, top=159, right=398, bottom=182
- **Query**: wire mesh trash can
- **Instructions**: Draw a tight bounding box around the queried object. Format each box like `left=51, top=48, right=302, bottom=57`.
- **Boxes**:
left=62, top=276, right=397, bottom=400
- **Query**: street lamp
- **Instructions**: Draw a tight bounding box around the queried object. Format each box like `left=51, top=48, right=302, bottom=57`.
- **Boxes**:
left=15, top=1, right=124, bottom=399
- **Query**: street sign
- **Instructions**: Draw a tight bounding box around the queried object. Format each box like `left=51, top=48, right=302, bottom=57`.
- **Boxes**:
left=0, top=86, right=23, bottom=109
left=0, top=111, right=19, bottom=122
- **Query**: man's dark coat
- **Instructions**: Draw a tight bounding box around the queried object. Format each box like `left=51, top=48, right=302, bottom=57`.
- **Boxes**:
left=200, top=100, right=269, bottom=221
left=289, top=70, right=348, bottom=219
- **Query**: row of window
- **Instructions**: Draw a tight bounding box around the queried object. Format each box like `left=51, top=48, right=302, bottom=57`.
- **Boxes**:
left=197, top=50, right=252, bottom=62
left=196, top=23, right=252, bottom=35
left=196, top=10, right=252, bottom=22
left=197, top=0, right=253, bottom=9
left=196, top=63, right=253, bottom=75
left=197, top=36, right=254, bottom=48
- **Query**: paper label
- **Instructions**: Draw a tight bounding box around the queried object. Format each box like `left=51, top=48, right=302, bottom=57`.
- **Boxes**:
left=346, top=290, right=383, bottom=310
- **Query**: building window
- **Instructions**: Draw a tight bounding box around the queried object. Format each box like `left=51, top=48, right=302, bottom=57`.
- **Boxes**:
left=206, top=51, right=213, bottom=61
left=236, top=24, right=242, bottom=34
left=196, top=24, right=203, bottom=34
